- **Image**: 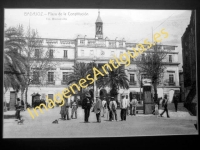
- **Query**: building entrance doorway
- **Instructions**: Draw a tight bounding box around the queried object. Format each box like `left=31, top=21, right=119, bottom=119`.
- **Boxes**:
left=9, top=91, right=17, bottom=110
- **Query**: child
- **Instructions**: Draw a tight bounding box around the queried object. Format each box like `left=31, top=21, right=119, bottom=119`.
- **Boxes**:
left=154, top=104, right=159, bottom=117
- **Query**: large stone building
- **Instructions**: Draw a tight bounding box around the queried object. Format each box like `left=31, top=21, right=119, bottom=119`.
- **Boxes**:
left=181, top=10, right=197, bottom=115
left=4, top=11, right=180, bottom=109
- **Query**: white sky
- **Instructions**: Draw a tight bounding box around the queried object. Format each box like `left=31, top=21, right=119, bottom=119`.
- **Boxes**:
left=4, top=9, right=192, bottom=70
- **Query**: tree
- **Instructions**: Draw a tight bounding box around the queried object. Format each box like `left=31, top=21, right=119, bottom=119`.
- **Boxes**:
left=97, top=65, right=129, bottom=97
left=4, top=25, right=27, bottom=111
left=22, top=25, right=57, bottom=108
left=4, top=25, right=27, bottom=92
left=67, top=62, right=94, bottom=101
left=135, top=43, right=170, bottom=102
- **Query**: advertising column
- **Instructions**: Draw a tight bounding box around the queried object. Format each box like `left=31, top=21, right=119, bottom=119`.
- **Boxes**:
left=143, top=79, right=153, bottom=114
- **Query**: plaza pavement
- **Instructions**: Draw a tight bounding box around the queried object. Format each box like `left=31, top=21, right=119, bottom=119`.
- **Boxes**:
left=3, top=103, right=198, bottom=138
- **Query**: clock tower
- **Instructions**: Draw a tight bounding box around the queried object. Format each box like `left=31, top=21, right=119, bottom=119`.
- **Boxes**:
left=95, top=11, right=103, bottom=39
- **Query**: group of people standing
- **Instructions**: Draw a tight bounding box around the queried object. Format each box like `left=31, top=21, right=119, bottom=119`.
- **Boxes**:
left=81, top=93, right=139, bottom=123
left=152, top=94, right=179, bottom=118
left=15, top=98, right=25, bottom=120
left=14, top=92, right=179, bottom=122
left=60, top=98, right=78, bottom=120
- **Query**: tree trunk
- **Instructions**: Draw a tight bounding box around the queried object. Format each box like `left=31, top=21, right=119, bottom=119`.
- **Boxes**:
left=80, top=87, right=83, bottom=102
left=21, top=89, right=25, bottom=109
left=25, top=85, right=28, bottom=109
left=153, top=82, right=158, bottom=103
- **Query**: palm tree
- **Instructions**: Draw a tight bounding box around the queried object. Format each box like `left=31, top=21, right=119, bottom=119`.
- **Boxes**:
left=97, top=65, right=129, bottom=97
left=4, top=25, right=27, bottom=92
left=4, top=50, right=27, bottom=91
left=67, top=62, right=93, bottom=101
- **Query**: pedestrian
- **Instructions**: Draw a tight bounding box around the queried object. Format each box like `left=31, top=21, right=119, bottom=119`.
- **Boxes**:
left=107, top=98, right=112, bottom=121
left=160, top=95, right=170, bottom=118
left=93, top=96, right=103, bottom=123
left=154, top=103, right=159, bottom=116
left=60, top=97, right=70, bottom=120
left=120, top=94, right=128, bottom=121
left=71, top=99, right=78, bottom=119
left=15, top=98, right=21, bottom=120
left=152, top=101, right=159, bottom=116
left=173, top=94, right=179, bottom=112
left=101, top=97, right=107, bottom=117
left=158, top=97, right=162, bottom=109
left=82, top=93, right=93, bottom=123
left=109, top=97, right=118, bottom=121
left=126, top=95, right=130, bottom=116
left=21, top=99, right=25, bottom=111
left=130, top=95, right=138, bottom=116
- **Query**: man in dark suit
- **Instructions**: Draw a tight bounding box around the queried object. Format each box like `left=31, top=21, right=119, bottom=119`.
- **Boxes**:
left=82, top=93, right=93, bottom=123
left=160, top=95, right=170, bottom=118
left=173, top=94, right=179, bottom=112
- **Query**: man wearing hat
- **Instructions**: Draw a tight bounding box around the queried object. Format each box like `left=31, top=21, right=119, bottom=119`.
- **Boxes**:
left=101, top=97, right=107, bottom=117
left=120, top=94, right=128, bottom=121
left=93, top=96, right=103, bottom=123
left=109, top=97, right=118, bottom=121
left=106, top=97, right=112, bottom=121
left=130, top=95, right=138, bottom=116
left=82, top=93, right=93, bottom=123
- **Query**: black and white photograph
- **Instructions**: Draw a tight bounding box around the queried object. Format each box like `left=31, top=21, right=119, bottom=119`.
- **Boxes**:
left=3, top=8, right=198, bottom=138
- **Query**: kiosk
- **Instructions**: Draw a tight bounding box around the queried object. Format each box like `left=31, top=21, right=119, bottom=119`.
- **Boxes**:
left=142, top=79, right=153, bottom=114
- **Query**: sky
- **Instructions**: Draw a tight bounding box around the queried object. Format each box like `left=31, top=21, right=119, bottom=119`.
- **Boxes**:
left=4, top=9, right=192, bottom=70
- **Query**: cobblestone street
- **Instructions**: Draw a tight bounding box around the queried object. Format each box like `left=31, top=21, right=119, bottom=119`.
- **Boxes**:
left=3, top=103, right=197, bottom=138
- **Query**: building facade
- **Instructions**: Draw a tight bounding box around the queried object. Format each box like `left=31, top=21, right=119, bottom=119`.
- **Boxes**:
left=4, top=12, right=180, bottom=108
left=181, top=10, right=197, bottom=115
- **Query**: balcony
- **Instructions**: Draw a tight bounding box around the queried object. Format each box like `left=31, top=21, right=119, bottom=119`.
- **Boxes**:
left=61, top=80, right=68, bottom=85
left=46, top=80, right=55, bottom=85
left=168, top=82, right=175, bottom=86
left=130, top=81, right=137, bottom=85
left=31, top=80, right=40, bottom=85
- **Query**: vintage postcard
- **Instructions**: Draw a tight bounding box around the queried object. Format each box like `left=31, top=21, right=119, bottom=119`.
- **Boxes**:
left=3, top=9, right=198, bottom=138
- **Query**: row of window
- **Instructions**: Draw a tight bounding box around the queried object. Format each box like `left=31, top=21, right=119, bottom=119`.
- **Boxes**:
left=80, top=40, right=123, bottom=47
left=35, top=49, right=173, bottom=62
left=32, top=71, right=175, bottom=85
left=130, top=53, right=173, bottom=62
left=35, top=49, right=68, bottom=58
left=80, top=50, right=124, bottom=56
left=32, top=72, right=69, bottom=83
left=129, top=74, right=175, bottom=84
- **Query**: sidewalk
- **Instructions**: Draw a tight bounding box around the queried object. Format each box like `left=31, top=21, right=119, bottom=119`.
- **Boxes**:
left=157, top=102, right=197, bottom=121
left=4, top=102, right=196, bottom=121
left=3, top=104, right=197, bottom=138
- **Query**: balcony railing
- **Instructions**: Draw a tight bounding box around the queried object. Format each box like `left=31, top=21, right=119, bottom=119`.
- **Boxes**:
left=46, top=80, right=55, bottom=85
left=31, top=80, right=40, bottom=85
left=168, top=82, right=175, bottom=86
left=130, top=81, right=137, bottom=85
left=61, top=80, right=68, bottom=85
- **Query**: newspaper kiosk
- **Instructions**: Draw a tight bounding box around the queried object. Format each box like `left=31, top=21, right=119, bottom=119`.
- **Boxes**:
left=142, top=79, right=153, bottom=114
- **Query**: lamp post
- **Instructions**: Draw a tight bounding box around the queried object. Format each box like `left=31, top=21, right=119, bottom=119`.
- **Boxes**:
left=138, top=70, right=142, bottom=102
left=93, top=55, right=97, bottom=103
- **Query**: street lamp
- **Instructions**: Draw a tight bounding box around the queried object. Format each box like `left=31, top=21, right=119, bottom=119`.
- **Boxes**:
left=93, top=55, right=97, bottom=103
left=138, top=70, right=142, bottom=103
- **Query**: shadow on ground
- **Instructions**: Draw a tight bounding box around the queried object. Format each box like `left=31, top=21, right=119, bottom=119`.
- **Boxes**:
left=4, top=115, right=16, bottom=119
